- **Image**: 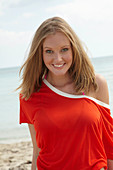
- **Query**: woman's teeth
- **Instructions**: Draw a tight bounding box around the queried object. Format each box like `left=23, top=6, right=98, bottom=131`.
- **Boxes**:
left=53, top=64, right=64, bottom=67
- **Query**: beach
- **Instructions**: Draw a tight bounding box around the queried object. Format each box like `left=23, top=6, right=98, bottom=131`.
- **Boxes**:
left=0, top=141, right=33, bottom=170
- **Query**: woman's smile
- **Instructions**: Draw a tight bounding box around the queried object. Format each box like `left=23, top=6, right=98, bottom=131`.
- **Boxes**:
left=52, top=63, right=66, bottom=68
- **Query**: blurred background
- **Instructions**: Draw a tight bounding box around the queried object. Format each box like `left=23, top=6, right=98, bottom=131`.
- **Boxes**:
left=0, top=0, right=113, bottom=144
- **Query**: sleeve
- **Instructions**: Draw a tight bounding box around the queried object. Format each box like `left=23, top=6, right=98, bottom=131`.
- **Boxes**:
left=19, top=94, right=32, bottom=124
left=99, top=105, right=113, bottom=160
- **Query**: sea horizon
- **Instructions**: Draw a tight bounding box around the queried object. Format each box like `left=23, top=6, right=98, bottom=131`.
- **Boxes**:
left=0, top=55, right=113, bottom=70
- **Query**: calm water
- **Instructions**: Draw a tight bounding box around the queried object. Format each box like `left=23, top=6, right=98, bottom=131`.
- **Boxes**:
left=0, top=55, right=113, bottom=143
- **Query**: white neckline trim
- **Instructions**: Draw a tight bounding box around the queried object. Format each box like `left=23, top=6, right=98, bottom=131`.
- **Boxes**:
left=43, top=79, right=110, bottom=109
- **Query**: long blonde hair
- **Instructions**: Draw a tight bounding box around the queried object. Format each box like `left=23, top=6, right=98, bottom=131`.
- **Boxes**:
left=18, top=16, right=97, bottom=100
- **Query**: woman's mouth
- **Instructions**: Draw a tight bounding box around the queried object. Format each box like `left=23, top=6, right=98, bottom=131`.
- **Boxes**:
left=52, top=63, right=65, bottom=68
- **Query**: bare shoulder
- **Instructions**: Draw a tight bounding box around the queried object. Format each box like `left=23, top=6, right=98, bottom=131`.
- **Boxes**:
left=95, top=73, right=109, bottom=104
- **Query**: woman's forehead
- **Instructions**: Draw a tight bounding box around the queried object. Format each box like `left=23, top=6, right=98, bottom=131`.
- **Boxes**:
left=43, top=32, right=70, bottom=48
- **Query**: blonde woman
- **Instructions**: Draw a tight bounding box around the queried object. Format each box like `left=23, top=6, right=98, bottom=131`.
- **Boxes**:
left=19, top=17, right=113, bottom=170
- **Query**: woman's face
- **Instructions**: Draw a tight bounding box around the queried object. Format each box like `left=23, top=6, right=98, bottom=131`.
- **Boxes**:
left=43, top=31, right=73, bottom=78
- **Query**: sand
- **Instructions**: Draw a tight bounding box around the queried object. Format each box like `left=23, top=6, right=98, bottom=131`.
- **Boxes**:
left=0, top=141, right=33, bottom=170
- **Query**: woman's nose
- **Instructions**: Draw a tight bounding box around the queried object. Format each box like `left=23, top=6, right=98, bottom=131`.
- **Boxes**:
left=54, top=52, right=62, bottom=62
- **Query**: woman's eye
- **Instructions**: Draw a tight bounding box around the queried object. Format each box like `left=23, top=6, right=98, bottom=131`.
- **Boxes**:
left=46, top=50, right=53, bottom=54
left=61, top=48, right=68, bottom=52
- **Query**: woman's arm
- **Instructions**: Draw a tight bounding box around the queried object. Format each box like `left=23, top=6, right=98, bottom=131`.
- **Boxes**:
left=28, top=124, right=40, bottom=170
left=107, top=159, right=113, bottom=170
left=95, top=74, right=113, bottom=170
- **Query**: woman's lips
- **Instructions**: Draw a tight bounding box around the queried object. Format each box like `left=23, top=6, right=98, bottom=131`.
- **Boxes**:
left=52, top=63, right=65, bottom=68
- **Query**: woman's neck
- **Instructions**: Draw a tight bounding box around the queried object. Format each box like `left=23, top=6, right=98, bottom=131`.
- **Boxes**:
left=46, top=73, right=73, bottom=88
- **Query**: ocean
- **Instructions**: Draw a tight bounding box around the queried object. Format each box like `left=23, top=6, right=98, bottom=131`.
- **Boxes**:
left=0, top=56, right=113, bottom=144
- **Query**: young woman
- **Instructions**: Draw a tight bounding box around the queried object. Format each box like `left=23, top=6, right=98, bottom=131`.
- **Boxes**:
left=19, top=17, right=113, bottom=170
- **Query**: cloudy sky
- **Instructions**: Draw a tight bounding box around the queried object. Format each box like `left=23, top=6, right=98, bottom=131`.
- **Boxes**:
left=0, top=0, right=113, bottom=68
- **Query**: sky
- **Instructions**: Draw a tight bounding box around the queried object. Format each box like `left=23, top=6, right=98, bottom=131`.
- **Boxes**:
left=0, top=0, right=113, bottom=68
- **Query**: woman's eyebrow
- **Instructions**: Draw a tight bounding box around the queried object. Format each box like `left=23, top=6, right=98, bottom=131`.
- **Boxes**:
left=61, top=45, right=71, bottom=48
left=43, top=44, right=71, bottom=49
left=43, top=47, right=52, bottom=49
